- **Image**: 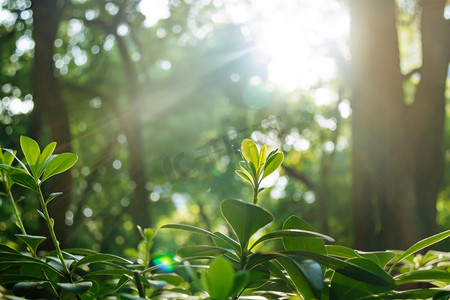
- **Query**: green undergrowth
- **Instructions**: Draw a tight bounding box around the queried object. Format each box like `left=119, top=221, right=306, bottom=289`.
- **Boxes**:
left=0, top=137, right=449, bottom=299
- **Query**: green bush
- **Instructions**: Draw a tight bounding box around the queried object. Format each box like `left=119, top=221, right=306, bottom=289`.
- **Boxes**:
left=0, top=137, right=449, bottom=299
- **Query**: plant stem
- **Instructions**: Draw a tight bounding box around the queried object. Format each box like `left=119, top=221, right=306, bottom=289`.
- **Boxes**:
left=133, top=271, right=146, bottom=298
left=6, top=188, right=27, bottom=235
left=37, top=187, right=71, bottom=276
left=7, top=185, right=60, bottom=297
left=252, top=184, right=259, bottom=204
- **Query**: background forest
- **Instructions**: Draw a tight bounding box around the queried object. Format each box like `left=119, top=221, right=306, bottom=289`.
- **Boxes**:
left=0, top=0, right=449, bottom=261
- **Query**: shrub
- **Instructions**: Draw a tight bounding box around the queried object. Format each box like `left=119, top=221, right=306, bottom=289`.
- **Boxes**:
left=0, top=137, right=449, bottom=299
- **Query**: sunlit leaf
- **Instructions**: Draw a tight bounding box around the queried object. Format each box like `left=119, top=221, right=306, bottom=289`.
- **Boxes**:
left=46, top=192, right=63, bottom=204
left=3, top=149, right=15, bottom=166
left=236, top=170, right=253, bottom=184
left=250, top=229, right=333, bottom=250
left=36, top=142, right=56, bottom=177
left=20, top=136, right=40, bottom=175
left=4, top=149, right=29, bottom=174
left=395, top=270, right=450, bottom=284
left=389, top=229, right=450, bottom=273
left=42, top=153, right=78, bottom=181
left=262, top=152, right=284, bottom=179
left=283, top=216, right=327, bottom=258
left=357, top=288, right=450, bottom=299
left=221, top=199, right=274, bottom=251
left=37, top=142, right=56, bottom=167
left=258, top=145, right=267, bottom=171
left=202, top=256, right=234, bottom=300
left=357, top=251, right=396, bottom=268
left=326, top=245, right=361, bottom=259
left=241, top=139, right=259, bottom=169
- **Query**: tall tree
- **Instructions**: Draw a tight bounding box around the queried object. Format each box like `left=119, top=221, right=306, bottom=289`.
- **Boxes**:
left=349, top=0, right=449, bottom=250
left=31, top=0, right=73, bottom=245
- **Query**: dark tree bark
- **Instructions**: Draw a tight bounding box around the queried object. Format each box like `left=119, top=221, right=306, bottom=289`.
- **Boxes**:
left=349, top=0, right=449, bottom=250
left=31, top=0, right=73, bottom=246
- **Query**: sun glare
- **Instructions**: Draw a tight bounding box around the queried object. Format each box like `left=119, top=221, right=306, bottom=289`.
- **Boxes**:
left=138, top=0, right=349, bottom=92
left=247, top=0, right=350, bottom=91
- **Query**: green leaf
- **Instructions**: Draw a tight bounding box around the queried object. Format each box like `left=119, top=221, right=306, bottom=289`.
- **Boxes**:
left=144, top=279, right=164, bottom=289
left=0, top=164, right=26, bottom=174
left=42, top=153, right=78, bottom=181
left=330, top=257, right=396, bottom=300
left=46, top=192, right=63, bottom=204
left=114, top=275, right=132, bottom=292
left=283, top=216, right=327, bottom=255
left=0, top=244, right=20, bottom=254
left=57, top=281, right=92, bottom=293
left=262, top=152, right=284, bottom=179
left=177, top=246, right=232, bottom=259
left=357, top=289, right=450, bottom=299
left=236, top=170, right=253, bottom=184
left=241, top=139, right=259, bottom=169
left=161, top=224, right=234, bottom=249
left=326, top=245, right=361, bottom=259
left=20, top=136, right=40, bottom=175
left=258, top=145, right=268, bottom=171
left=13, top=281, right=46, bottom=296
left=71, top=253, right=132, bottom=272
left=152, top=273, right=184, bottom=286
left=0, top=275, right=47, bottom=284
left=0, top=259, right=63, bottom=277
left=15, top=234, right=46, bottom=255
left=4, top=148, right=29, bottom=174
left=3, top=149, right=15, bottom=166
left=203, top=256, right=234, bottom=300
left=389, top=230, right=450, bottom=273
left=395, top=270, right=450, bottom=284
left=36, top=142, right=56, bottom=173
left=291, top=256, right=324, bottom=292
left=214, top=232, right=241, bottom=255
left=10, top=172, right=37, bottom=191
left=357, top=251, right=396, bottom=268
left=232, top=270, right=249, bottom=295
left=83, top=269, right=133, bottom=278
left=221, top=199, right=274, bottom=251
left=213, top=233, right=240, bottom=261
left=250, top=229, right=334, bottom=250
left=247, top=251, right=396, bottom=288
left=277, top=257, right=317, bottom=299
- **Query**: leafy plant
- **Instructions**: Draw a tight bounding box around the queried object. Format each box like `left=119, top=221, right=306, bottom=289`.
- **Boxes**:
left=0, top=137, right=449, bottom=299
left=163, top=139, right=450, bottom=300
left=0, top=137, right=188, bottom=299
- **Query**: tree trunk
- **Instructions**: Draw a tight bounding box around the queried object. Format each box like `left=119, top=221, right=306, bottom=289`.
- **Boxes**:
left=32, top=0, right=73, bottom=246
left=114, top=31, right=151, bottom=229
left=349, top=0, right=449, bottom=250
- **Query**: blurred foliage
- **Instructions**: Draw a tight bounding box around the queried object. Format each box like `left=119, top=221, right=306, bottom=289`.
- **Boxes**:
left=0, top=0, right=448, bottom=261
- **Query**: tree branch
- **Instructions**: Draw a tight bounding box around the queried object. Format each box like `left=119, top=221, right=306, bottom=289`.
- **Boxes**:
left=283, top=166, right=316, bottom=190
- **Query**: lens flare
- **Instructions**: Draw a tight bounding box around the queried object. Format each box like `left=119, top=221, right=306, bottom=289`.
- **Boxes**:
left=152, top=255, right=175, bottom=272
